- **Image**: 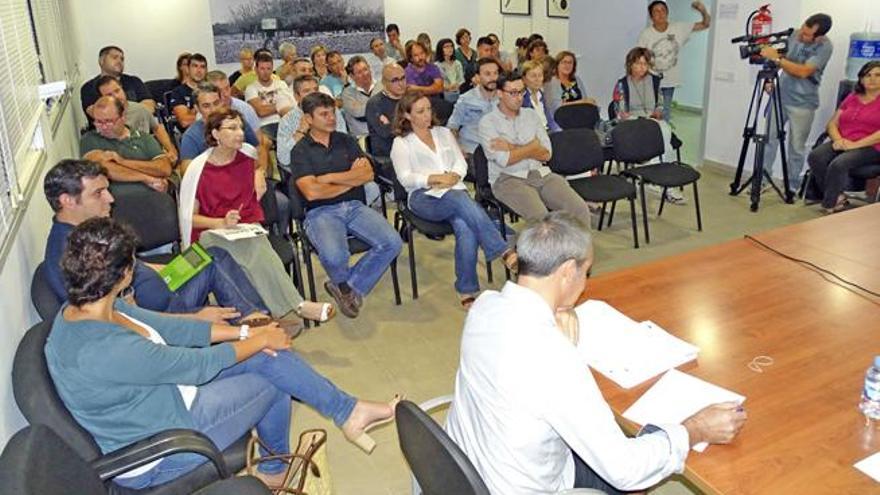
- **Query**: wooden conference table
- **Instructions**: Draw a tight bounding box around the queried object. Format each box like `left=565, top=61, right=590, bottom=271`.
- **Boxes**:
left=583, top=204, right=880, bottom=494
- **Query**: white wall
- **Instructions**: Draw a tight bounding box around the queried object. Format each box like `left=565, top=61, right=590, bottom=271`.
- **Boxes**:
left=703, top=0, right=880, bottom=172
left=569, top=0, right=647, bottom=115
left=70, top=0, right=568, bottom=86
left=0, top=101, right=82, bottom=446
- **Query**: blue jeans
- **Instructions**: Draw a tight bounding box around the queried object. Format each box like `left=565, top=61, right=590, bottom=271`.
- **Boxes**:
left=304, top=200, right=402, bottom=297
left=166, top=247, right=268, bottom=323
left=115, top=350, right=356, bottom=489
left=660, top=87, right=675, bottom=123
left=409, top=189, right=508, bottom=294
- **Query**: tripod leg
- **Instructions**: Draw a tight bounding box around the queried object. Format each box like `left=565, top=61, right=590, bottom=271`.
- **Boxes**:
left=773, top=81, right=794, bottom=203
left=730, top=75, right=764, bottom=195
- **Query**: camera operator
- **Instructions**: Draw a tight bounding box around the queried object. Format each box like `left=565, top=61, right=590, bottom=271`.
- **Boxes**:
left=759, top=13, right=833, bottom=196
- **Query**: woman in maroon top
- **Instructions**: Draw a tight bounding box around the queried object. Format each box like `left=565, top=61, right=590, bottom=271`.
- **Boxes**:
left=807, top=61, right=880, bottom=212
left=189, top=108, right=334, bottom=323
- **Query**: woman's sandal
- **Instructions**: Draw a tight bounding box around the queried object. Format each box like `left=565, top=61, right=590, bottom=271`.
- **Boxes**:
left=342, top=395, right=402, bottom=454
left=296, top=301, right=336, bottom=322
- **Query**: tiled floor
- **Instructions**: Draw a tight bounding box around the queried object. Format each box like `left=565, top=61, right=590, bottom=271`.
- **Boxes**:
left=284, top=109, right=825, bottom=495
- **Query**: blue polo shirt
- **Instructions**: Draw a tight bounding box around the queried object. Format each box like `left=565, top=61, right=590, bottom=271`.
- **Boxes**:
left=780, top=32, right=833, bottom=110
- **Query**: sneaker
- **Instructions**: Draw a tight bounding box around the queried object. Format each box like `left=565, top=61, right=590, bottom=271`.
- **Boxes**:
left=665, top=188, right=686, bottom=205
left=324, top=281, right=359, bottom=318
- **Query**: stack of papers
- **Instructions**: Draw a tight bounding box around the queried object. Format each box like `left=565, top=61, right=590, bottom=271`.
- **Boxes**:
left=622, top=369, right=745, bottom=452
left=574, top=300, right=699, bottom=389
left=207, top=223, right=268, bottom=241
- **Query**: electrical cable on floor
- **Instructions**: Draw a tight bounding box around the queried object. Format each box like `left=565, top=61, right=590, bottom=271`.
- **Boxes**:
left=744, top=234, right=880, bottom=298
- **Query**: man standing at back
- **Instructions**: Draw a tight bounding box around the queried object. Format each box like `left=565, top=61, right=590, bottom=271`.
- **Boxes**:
left=81, top=46, right=154, bottom=119
left=292, top=93, right=402, bottom=318
left=759, top=13, right=834, bottom=196
left=447, top=212, right=747, bottom=494
left=636, top=0, right=711, bottom=123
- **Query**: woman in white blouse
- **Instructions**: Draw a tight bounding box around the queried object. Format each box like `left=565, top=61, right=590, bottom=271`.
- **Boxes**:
left=390, top=91, right=517, bottom=308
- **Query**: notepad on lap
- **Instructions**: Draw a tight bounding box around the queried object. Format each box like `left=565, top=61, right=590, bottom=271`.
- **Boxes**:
left=623, top=369, right=745, bottom=452
left=574, top=300, right=699, bottom=388
left=206, top=223, right=268, bottom=241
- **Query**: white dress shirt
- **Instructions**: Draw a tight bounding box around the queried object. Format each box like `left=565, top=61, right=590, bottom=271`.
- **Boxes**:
left=390, top=126, right=468, bottom=196
left=446, top=282, right=690, bottom=494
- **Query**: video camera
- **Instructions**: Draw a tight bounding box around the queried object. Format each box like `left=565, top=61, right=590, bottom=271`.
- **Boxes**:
left=731, top=28, right=794, bottom=65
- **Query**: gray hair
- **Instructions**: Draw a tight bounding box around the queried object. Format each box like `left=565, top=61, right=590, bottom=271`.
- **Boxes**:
left=516, top=212, right=593, bottom=277
left=205, top=70, right=227, bottom=83
left=279, top=42, right=297, bottom=59
left=192, top=82, right=220, bottom=104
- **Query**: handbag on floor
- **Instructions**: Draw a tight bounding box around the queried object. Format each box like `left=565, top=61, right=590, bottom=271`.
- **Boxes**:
left=246, top=429, right=333, bottom=494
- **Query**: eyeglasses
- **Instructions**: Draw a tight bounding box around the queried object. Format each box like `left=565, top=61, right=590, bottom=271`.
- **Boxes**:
left=387, top=76, right=406, bottom=84
left=94, top=116, right=121, bottom=126
left=502, top=89, right=525, bottom=98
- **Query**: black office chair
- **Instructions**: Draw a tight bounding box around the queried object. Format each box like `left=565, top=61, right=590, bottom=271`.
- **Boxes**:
left=364, top=134, right=393, bottom=218
left=110, top=182, right=180, bottom=264
left=386, top=170, right=506, bottom=299
left=31, top=261, right=62, bottom=321
left=11, top=321, right=250, bottom=495
left=472, top=145, right=518, bottom=232
left=0, top=424, right=270, bottom=495
left=260, top=179, right=304, bottom=295
left=613, top=119, right=702, bottom=244
left=553, top=103, right=601, bottom=131
left=395, top=399, right=490, bottom=495
left=286, top=185, right=401, bottom=306
left=547, top=129, right=639, bottom=248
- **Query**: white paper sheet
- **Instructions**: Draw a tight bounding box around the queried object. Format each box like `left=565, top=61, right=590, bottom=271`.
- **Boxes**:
left=855, top=452, right=880, bottom=483
left=206, top=223, right=268, bottom=241
left=575, top=300, right=699, bottom=388
left=623, top=369, right=746, bottom=452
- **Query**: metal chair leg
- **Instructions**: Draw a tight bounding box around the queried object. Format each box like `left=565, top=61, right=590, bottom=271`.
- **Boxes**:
left=486, top=255, right=494, bottom=284
left=390, top=257, right=402, bottom=305
left=628, top=197, right=639, bottom=249
left=597, top=203, right=606, bottom=231
left=658, top=187, right=667, bottom=216
left=639, top=181, right=650, bottom=244
left=407, top=223, right=418, bottom=300
left=608, top=200, right=617, bottom=227
left=693, top=181, right=703, bottom=231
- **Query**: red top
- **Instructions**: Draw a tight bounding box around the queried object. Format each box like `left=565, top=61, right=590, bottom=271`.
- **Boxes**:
left=838, top=92, right=880, bottom=152
left=192, top=150, right=265, bottom=242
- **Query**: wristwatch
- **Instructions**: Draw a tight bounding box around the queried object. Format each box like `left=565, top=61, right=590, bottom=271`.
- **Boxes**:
left=239, top=324, right=250, bottom=341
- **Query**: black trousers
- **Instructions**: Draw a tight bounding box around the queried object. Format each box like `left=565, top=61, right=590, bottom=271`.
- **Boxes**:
left=807, top=142, right=880, bottom=208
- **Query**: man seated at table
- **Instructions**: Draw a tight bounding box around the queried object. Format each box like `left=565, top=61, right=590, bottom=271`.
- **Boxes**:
left=80, top=96, right=173, bottom=193
left=246, top=50, right=296, bottom=139
left=42, top=158, right=287, bottom=328
left=94, top=76, right=177, bottom=163
left=292, top=92, right=402, bottom=318
left=479, top=72, right=592, bottom=224
left=168, top=53, right=209, bottom=130
left=446, top=211, right=747, bottom=494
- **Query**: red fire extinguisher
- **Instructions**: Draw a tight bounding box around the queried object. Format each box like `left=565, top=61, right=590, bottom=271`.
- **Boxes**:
left=748, top=5, right=773, bottom=62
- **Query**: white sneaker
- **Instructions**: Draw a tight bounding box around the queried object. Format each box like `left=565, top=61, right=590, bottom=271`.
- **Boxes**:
left=646, top=184, right=686, bottom=204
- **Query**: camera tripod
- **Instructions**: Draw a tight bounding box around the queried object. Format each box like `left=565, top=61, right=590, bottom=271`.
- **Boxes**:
left=729, top=65, right=794, bottom=211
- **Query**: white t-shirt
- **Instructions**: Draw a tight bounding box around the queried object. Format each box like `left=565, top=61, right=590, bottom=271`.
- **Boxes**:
left=637, top=21, right=693, bottom=88
left=245, top=79, right=295, bottom=127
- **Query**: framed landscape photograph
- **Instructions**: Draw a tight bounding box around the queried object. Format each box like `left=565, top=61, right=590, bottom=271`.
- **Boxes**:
left=547, top=0, right=569, bottom=18
left=500, top=0, right=530, bottom=16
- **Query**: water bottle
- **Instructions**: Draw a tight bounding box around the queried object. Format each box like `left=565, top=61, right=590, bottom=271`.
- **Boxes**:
left=860, top=356, right=880, bottom=421
left=846, top=32, right=880, bottom=81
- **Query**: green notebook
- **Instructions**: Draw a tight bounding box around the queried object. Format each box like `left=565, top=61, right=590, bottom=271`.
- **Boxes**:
left=159, top=242, right=213, bottom=291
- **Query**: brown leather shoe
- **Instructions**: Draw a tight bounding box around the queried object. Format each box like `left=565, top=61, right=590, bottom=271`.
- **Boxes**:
left=324, top=281, right=359, bottom=318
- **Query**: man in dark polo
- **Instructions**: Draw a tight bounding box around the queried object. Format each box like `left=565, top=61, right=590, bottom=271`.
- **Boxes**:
left=80, top=45, right=154, bottom=120
left=292, top=92, right=402, bottom=318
